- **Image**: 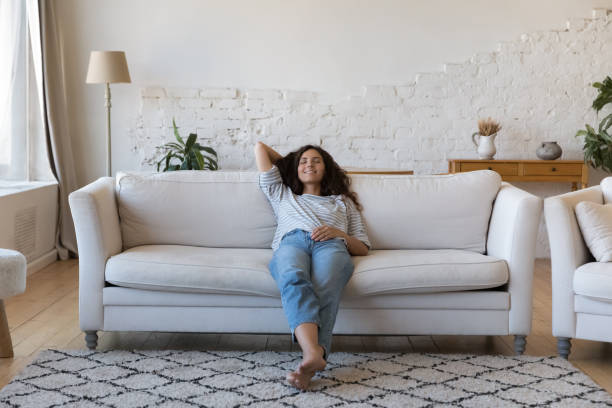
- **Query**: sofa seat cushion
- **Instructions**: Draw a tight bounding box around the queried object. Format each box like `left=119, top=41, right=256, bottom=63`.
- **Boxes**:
left=575, top=295, right=612, bottom=316
left=106, top=245, right=508, bottom=298
left=346, top=249, right=508, bottom=297
left=574, top=262, right=612, bottom=303
left=106, top=245, right=277, bottom=297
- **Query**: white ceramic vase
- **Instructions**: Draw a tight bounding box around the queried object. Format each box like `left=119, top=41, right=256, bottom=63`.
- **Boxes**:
left=472, top=133, right=497, bottom=159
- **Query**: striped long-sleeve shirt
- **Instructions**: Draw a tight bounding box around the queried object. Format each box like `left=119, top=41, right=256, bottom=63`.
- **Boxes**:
left=259, top=165, right=371, bottom=251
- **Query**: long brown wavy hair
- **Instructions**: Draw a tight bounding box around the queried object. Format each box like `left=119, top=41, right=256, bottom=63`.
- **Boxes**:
left=274, top=145, right=363, bottom=211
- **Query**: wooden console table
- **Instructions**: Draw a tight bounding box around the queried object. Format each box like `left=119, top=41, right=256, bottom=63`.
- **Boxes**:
left=448, top=159, right=588, bottom=190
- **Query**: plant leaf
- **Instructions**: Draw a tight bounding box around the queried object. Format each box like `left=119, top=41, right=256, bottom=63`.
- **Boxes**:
left=200, top=146, right=218, bottom=157
left=159, top=152, right=184, bottom=172
left=194, top=149, right=205, bottom=170
left=576, top=129, right=588, bottom=138
left=203, top=155, right=218, bottom=170
left=592, top=76, right=612, bottom=112
left=173, top=118, right=185, bottom=145
left=163, top=142, right=185, bottom=151
left=599, top=113, right=612, bottom=133
left=185, top=133, right=197, bottom=152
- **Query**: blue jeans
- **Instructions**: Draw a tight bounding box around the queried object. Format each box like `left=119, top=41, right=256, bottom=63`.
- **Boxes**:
left=269, top=229, right=354, bottom=359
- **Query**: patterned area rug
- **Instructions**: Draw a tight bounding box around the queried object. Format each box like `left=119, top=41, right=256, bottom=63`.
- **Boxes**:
left=1, top=349, right=611, bottom=407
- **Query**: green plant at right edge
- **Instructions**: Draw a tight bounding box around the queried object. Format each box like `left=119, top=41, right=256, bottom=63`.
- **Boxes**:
left=576, top=76, right=612, bottom=172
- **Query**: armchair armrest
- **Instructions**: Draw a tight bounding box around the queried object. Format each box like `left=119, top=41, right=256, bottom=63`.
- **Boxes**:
left=544, top=185, right=602, bottom=338
left=487, top=182, right=543, bottom=335
left=68, top=177, right=122, bottom=331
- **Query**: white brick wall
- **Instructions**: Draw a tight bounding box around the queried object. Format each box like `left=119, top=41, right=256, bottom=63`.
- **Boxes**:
left=130, top=9, right=611, bottom=256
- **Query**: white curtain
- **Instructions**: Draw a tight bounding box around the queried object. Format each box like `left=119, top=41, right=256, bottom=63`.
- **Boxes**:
left=0, top=0, right=24, bottom=176
left=26, top=0, right=42, bottom=114
left=26, top=0, right=52, bottom=181
left=26, top=0, right=79, bottom=258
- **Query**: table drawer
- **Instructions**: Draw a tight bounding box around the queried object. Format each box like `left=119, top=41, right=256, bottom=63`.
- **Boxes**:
left=523, top=163, right=582, bottom=176
left=460, top=162, right=519, bottom=176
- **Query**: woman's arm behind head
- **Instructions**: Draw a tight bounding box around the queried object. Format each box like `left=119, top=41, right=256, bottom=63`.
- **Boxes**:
left=254, top=142, right=282, bottom=172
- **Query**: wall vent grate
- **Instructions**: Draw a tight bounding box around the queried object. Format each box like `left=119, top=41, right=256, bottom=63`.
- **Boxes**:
left=15, top=206, right=36, bottom=260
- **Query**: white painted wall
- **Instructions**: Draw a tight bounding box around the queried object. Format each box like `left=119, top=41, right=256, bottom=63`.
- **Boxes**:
left=55, top=0, right=612, bottom=257
left=56, top=0, right=612, bottom=185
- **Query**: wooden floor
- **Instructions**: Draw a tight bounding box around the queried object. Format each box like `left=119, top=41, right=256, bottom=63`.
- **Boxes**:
left=1, top=258, right=611, bottom=392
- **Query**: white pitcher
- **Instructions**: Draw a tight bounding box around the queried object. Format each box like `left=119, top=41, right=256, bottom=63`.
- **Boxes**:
left=472, top=132, right=497, bottom=159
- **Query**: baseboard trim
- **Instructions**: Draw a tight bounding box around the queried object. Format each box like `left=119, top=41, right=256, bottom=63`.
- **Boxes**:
left=27, top=249, right=58, bottom=276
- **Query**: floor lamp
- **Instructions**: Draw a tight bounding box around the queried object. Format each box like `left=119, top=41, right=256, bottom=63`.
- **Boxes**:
left=85, top=51, right=131, bottom=177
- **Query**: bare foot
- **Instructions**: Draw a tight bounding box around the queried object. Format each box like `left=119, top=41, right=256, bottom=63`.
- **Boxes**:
left=286, top=346, right=326, bottom=390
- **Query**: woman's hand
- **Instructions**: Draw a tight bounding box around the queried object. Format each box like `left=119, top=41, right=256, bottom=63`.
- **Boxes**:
left=312, top=225, right=369, bottom=255
left=311, top=226, right=347, bottom=242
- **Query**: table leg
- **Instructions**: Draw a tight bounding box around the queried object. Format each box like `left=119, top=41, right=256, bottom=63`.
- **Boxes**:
left=0, top=300, right=14, bottom=358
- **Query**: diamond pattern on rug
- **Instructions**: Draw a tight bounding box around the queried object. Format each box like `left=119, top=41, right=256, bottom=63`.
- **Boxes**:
left=0, top=349, right=611, bottom=407
left=190, top=390, right=252, bottom=407
left=280, top=391, right=346, bottom=407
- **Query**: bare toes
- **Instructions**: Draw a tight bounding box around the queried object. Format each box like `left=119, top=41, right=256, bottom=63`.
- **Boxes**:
left=286, top=372, right=298, bottom=385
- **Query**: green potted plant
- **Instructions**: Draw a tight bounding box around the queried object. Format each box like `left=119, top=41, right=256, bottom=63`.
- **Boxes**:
left=576, top=76, right=612, bottom=172
left=155, top=119, right=218, bottom=172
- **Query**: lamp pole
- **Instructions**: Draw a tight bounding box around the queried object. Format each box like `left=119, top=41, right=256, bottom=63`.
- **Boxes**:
left=105, top=82, right=112, bottom=177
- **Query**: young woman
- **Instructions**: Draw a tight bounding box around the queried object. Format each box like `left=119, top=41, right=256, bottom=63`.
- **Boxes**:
left=254, top=141, right=370, bottom=390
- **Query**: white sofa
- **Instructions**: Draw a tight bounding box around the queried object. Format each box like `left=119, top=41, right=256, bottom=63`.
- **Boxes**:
left=545, top=178, right=612, bottom=358
left=69, top=169, right=542, bottom=353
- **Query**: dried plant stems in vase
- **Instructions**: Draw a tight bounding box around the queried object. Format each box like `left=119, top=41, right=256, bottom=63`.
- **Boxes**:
left=477, top=118, right=502, bottom=137
left=472, top=117, right=501, bottom=160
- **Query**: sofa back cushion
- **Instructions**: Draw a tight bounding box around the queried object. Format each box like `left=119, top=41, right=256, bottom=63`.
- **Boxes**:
left=602, top=177, right=612, bottom=204
left=350, top=170, right=501, bottom=252
left=116, top=171, right=276, bottom=249
left=116, top=169, right=500, bottom=252
left=574, top=201, right=612, bottom=262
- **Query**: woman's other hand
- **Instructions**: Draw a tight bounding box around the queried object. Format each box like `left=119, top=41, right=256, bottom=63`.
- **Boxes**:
left=311, top=226, right=347, bottom=242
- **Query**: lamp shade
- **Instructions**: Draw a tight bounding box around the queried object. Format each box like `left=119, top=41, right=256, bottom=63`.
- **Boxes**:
left=86, top=51, right=131, bottom=84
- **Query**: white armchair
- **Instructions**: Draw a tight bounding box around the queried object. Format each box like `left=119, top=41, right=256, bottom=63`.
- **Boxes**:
left=545, top=179, right=612, bottom=358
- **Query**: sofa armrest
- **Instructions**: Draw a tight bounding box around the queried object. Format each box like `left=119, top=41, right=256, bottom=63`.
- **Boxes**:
left=68, top=177, right=122, bottom=331
left=487, top=182, right=543, bottom=335
left=544, top=185, right=602, bottom=338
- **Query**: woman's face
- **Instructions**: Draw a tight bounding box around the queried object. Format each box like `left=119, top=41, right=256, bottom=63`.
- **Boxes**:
left=297, top=149, right=325, bottom=185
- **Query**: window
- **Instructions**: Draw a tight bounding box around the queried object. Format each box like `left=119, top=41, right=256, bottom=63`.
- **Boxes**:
left=0, top=0, right=51, bottom=181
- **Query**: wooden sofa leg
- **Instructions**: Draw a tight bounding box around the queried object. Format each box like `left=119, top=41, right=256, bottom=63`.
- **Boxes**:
left=85, top=331, right=98, bottom=350
left=514, top=335, right=526, bottom=355
left=0, top=300, right=14, bottom=358
left=557, top=337, right=571, bottom=359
